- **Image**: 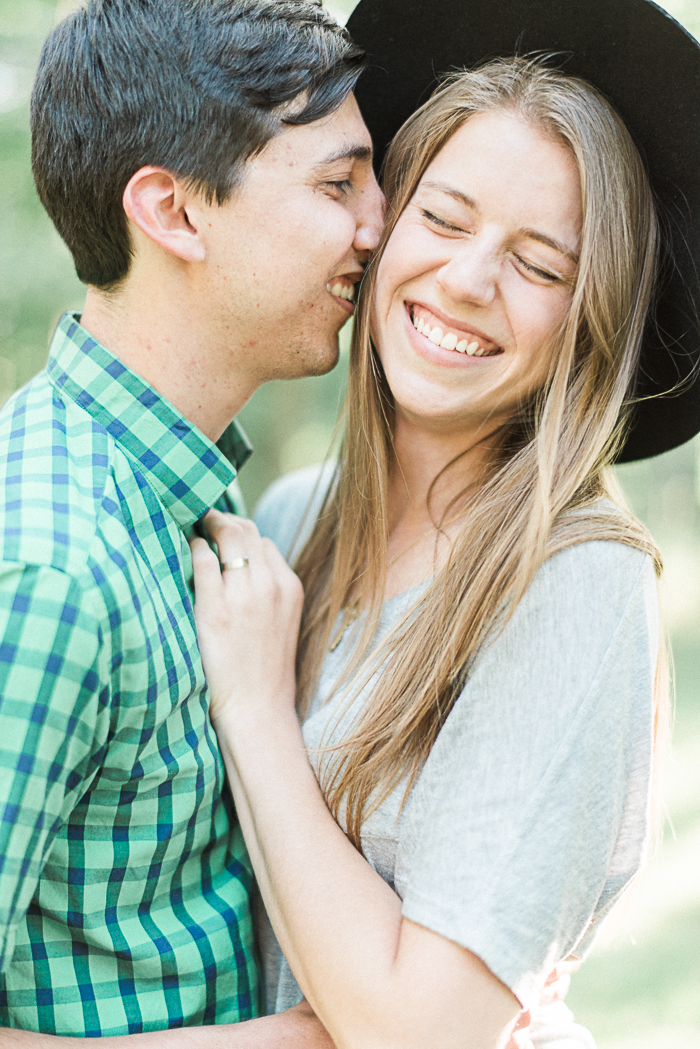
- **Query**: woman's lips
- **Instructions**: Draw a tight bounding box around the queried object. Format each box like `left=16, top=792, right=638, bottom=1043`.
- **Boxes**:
left=402, top=302, right=504, bottom=368
left=407, top=302, right=503, bottom=357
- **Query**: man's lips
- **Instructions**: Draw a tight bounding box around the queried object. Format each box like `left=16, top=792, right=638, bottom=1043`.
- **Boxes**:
left=407, top=302, right=503, bottom=357
left=327, top=272, right=363, bottom=314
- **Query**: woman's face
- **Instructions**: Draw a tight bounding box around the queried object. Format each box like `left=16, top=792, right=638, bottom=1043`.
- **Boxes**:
left=373, top=109, right=582, bottom=437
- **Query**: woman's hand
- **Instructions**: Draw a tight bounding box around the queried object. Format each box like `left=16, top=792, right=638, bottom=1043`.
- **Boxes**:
left=505, top=1010, right=533, bottom=1049
left=189, top=510, right=304, bottom=728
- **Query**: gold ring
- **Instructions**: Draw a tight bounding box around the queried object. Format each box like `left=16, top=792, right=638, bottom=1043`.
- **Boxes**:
left=221, top=557, right=249, bottom=571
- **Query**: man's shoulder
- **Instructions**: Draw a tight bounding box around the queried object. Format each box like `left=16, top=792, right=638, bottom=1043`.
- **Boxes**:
left=0, top=370, right=116, bottom=575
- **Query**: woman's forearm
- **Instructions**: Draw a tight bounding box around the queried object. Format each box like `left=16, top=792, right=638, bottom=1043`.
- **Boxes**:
left=215, top=708, right=519, bottom=1049
left=217, top=706, right=404, bottom=1048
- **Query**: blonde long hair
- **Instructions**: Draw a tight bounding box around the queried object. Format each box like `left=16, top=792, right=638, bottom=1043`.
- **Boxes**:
left=294, top=58, right=667, bottom=849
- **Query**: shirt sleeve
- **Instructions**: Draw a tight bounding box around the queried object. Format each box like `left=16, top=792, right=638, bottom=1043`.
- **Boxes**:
left=254, top=462, right=337, bottom=562
left=395, top=541, right=658, bottom=1008
left=0, top=563, right=108, bottom=971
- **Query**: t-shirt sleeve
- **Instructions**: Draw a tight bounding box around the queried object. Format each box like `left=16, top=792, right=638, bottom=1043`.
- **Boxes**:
left=254, top=462, right=337, bottom=563
left=0, top=563, right=108, bottom=971
left=395, top=541, right=658, bottom=1008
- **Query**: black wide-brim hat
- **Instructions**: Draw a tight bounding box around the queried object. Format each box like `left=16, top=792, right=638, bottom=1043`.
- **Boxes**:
left=347, top=0, right=700, bottom=462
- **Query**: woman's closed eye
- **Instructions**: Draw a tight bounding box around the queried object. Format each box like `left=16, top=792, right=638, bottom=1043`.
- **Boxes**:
left=512, top=253, right=571, bottom=285
left=420, top=208, right=468, bottom=234
left=419, top=205, right=575, bottom=284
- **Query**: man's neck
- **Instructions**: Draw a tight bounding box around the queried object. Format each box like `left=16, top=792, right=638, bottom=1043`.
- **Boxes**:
left=80, top=282, right=257, bottom=444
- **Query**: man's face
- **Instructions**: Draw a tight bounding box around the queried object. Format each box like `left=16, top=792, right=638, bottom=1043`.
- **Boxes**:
left=194, top=93, right=384, bottom=384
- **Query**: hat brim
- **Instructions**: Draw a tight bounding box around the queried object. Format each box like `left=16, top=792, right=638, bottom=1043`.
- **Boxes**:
left=347, top=0, right=700, bottom=461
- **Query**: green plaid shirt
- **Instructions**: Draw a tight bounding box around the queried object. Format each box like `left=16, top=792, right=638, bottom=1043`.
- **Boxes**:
left=0, top=313, right=259, bottom=1035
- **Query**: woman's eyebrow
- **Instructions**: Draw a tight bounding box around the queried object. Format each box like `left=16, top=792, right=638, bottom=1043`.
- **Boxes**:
left=519, top=228, right=580, bottom=264
left=420, top=180, right=480, bottom=212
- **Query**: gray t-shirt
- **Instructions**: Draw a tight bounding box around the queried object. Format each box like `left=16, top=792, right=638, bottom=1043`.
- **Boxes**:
left=254, top=465, right=657, bottom=1037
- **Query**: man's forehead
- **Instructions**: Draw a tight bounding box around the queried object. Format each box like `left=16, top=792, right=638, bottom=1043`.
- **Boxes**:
left=274, top=93, right=373, bottom=167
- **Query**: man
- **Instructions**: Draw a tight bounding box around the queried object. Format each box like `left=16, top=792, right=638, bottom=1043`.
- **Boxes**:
left=0, top=0, right=382, bottom=1041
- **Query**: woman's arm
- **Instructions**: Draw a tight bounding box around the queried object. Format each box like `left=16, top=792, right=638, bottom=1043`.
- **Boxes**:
left=191, top=512, right=522, bottom=1049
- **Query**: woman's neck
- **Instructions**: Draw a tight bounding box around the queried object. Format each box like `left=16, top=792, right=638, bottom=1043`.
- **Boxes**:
left=383, top=412, right=497, bottom=598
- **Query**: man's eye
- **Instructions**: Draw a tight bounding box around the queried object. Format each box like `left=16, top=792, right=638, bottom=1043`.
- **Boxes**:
left=324, top=179, right=353, bottom=194
left=421, top=209, right=464, bottom=233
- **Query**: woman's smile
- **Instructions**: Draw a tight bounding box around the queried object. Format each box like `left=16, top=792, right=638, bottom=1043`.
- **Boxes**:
left=405, top=302, right=504, bottom=365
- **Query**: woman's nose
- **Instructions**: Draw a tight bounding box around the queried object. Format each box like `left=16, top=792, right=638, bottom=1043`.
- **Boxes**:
left=437, top=238, right=499, bottom=308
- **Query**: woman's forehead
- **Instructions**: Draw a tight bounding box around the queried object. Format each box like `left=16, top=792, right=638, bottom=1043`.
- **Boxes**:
left=414, top=111, right=582, bottom=239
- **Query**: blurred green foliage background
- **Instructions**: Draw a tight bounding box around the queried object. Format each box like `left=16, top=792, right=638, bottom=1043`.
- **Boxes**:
left=1, top=0, right=699, bottom=1045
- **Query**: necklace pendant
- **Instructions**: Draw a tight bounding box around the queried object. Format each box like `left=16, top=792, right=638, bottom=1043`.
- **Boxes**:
left=329, top=601, right=362, bottom=652
left=329, top=628, right=346, bottom=653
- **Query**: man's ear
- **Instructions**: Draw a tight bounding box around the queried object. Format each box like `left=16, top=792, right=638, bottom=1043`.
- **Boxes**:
left=122, top=167, right=206, bottom=263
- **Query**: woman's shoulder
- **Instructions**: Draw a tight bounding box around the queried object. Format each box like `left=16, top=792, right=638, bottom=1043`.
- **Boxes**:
left=541, top=533, right=654, bottom=596
left=254, top=461, right=337, bottom=562
left=501, top=535, right=658, bottom=683
left=531, top=534, right=656, bottom=629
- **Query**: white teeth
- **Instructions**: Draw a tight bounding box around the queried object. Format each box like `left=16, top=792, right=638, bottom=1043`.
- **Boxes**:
left=329, top=282, right=356, bottom=302
left=411, top=311, right=494, bottom=356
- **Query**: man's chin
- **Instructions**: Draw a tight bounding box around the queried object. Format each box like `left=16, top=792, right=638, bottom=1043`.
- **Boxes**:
left=280, top=339, right=341, bottom=380
left=308, top=347, right=341, bottom=378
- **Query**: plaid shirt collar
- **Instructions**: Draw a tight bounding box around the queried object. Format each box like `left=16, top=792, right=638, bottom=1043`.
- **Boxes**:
left=47, top=312, right=252, bottom=529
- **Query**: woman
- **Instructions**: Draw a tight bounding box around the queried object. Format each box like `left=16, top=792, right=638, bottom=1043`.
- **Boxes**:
left=189, top=2, right=700, bottom=1045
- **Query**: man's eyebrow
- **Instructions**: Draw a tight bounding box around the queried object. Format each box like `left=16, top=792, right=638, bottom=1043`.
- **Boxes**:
left=314, top=144, right=373, bottom=169
left=519, top=228, right=579, bottom=265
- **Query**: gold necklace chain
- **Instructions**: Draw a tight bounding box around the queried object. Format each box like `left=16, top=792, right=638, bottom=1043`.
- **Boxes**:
left=328, top=511, right=467, bottom=652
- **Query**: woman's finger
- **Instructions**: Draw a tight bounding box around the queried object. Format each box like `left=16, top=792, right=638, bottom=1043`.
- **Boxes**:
left=202, top=510, right=267, bottom=583
left=202, top=508, right=259, bottom=548
left=261, top=536, right=304, bottom=605
left=189, top=535, right=225, bottom=606
left=539, top=972, right=571, bottom=1005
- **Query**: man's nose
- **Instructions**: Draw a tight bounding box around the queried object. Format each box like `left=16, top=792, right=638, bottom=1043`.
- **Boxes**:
left=353, top=171, right=385, bottom=255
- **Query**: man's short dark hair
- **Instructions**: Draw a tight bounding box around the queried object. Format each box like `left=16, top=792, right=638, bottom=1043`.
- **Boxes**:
left=30, top=0, right=366, bottom=289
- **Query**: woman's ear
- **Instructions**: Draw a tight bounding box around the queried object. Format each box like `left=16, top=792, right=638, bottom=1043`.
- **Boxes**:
left=122, top=166, right=206, bottom=263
